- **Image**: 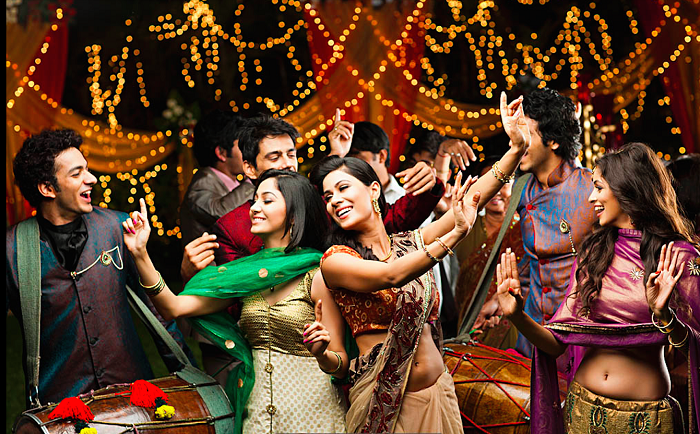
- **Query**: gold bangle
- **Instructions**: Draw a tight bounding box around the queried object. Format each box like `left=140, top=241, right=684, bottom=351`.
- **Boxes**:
left=434, top=237, right=454, bottom=256
left=320, top=350, right=342, bottom=375
left=651, top=309, right=676, bottom=334
left=492, top=160, right=515, bottom=183
left=668, top=326, right=689, bottom=348
left=422, top=242, right=441, bottom=263
left=140, top=271, right=162, bottom=289
left=141, top=272, right=165, bottom=296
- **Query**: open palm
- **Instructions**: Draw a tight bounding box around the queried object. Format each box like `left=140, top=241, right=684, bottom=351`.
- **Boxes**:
left=646, top=241, right=684, bottom=316
left=496, top=250, right=524, bottom=317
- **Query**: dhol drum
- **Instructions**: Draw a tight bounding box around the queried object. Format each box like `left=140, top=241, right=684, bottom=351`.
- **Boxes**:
left=13, top=367, right=234, bottom=434
left=444, top=342, right=568, bottom=433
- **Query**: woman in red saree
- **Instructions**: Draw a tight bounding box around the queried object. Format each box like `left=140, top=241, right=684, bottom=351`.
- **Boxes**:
left=496, top=142, right=700, bottom=433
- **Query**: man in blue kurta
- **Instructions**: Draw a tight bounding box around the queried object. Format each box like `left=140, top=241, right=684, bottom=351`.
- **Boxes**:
left=503, top=88, right=598, bottom=358
left=6, top=129, right=194, bottom=408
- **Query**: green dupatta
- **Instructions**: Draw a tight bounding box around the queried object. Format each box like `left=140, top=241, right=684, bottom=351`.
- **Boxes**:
left=180, top=247, right=322, bottom=434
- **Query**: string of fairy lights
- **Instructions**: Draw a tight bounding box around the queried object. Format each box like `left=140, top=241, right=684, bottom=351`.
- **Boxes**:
left=7, top=1, right=698, bottom=237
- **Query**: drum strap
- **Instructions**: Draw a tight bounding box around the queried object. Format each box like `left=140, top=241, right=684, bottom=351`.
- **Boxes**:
left=126, top=285, right=192, bottom=367
left=455, top=173, right=531, bottom=341
left=16, top=217, right=42, bottom=408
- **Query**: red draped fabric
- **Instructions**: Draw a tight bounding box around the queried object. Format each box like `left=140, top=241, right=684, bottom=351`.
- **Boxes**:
left=304, top=1, right=426, bottom=172
left=634, top=0, right=699, bottom=153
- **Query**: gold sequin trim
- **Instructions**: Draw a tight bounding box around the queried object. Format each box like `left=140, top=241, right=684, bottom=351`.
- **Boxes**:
left=688, top=257, right=700, bottom=276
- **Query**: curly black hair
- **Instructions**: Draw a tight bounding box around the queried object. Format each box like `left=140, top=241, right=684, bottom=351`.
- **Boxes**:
left=522, top=87, right=582, bottom=161
left=192, top=109, right=246, bottom=167
left=13, top=129, right=83, bottom=208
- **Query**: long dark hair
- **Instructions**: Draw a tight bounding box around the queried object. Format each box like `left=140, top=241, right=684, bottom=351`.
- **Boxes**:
left=255, top=169, right=329, bottom=253
left=575, top=142, right=696, bottom=315
left=309, top=155, right=387, bottom=261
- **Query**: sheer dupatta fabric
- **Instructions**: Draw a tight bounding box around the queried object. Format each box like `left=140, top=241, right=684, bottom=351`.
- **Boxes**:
left=530, top=230, right=700, bottom=434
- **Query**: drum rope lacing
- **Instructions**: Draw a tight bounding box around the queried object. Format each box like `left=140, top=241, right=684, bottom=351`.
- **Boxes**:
left=445, top=342, right=534, bottom=433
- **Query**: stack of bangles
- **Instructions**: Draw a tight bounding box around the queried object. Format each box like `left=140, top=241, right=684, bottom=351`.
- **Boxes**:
left=492, top=160, right=515, bottom=183
left=320, top=350, right=342, bottom=375
left=422, top=236, right=454, bottom=262
left=141, top=271, right=165, bottom=297
left=651, top=309, right=689, bottom=348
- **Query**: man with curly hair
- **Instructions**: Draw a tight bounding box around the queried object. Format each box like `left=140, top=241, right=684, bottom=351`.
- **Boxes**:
left=6, top=129, right=194, bottom=408
left=478, top=89, right=597, bottom=359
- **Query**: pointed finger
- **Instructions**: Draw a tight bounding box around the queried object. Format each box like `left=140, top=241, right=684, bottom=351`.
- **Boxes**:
left=500, top=92, right=508, bottom=115
left=140, top=198, right=148, bottom=220
left=334, top=108, right=341, bottom=125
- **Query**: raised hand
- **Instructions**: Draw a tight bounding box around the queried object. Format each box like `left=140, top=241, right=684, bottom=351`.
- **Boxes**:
left=451, top=171, right=480, bottom=236
left=181, top=232, right=220, bottom=283
left=396, top=161, right=437, bottom=196
left=303, top=299, right=331, bottom=358
left=500, top=92, right=530, bottom=152
left=328, top=108, right=354, bottom=157
left=496, top=249, right=525, bottom=318
left=646, top=242, right=684, bottom=319
left=439, top=138, right=476, bottom=171
left=122, top=198, right=150, bottom=255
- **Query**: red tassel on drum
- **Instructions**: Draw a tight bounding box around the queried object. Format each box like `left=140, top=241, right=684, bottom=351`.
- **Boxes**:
left=129, top=379, right=169, bottom=408
left=48, top=397, right=95, bottom=421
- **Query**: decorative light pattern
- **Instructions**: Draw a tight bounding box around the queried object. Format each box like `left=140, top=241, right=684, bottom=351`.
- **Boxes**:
left=71, top=0, right=696, bottom=237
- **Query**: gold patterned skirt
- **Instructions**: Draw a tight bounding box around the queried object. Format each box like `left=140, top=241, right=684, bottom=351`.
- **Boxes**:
left=564, top=380, right=683, bottom=434
left=243, top=349, right=347, bottom=434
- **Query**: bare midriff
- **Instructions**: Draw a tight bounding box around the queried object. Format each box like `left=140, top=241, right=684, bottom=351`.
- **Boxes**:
left=573, top=346, right=670, bottom=401
left=355, top=324, right=445, bottom=392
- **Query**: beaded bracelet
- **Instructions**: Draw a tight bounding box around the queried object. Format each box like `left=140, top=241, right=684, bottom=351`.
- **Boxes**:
left=320, top=350, right=343, bottom=375
left=434, top=237, right=454, bottom=256
left=651, top=309, right=676, bottom=334
left=492, top=160, right=515, bottom=183
left=422, top=242, right=441, bottom=263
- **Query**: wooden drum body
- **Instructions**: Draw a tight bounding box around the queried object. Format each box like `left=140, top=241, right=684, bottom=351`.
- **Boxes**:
left=443, top=342, right=568, bottom=434
left=13, top=367, right=234, bottom=434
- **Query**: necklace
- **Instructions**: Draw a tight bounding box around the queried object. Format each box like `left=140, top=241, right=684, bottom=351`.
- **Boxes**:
left=377, top=235, right=393, bottom=262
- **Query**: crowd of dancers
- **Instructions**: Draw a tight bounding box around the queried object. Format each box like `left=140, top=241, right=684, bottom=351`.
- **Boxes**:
left=7, top=87, right=699, bottom=433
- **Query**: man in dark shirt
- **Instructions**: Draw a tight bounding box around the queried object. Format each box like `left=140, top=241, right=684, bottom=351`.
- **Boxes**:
left=6, top=129, right=193, bottom=408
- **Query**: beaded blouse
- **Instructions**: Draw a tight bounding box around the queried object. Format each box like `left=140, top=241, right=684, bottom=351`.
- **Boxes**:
left=239, top=269, right=317, bottom=356
left=320, top=230, right=440, bottom=337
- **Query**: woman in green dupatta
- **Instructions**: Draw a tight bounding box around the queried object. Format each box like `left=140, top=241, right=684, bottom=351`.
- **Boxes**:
left=122, top=169, right=348, bottom=434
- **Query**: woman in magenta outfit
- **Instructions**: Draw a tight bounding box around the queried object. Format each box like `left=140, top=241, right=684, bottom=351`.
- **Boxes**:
left=496, top=142, right=700, bottom=433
